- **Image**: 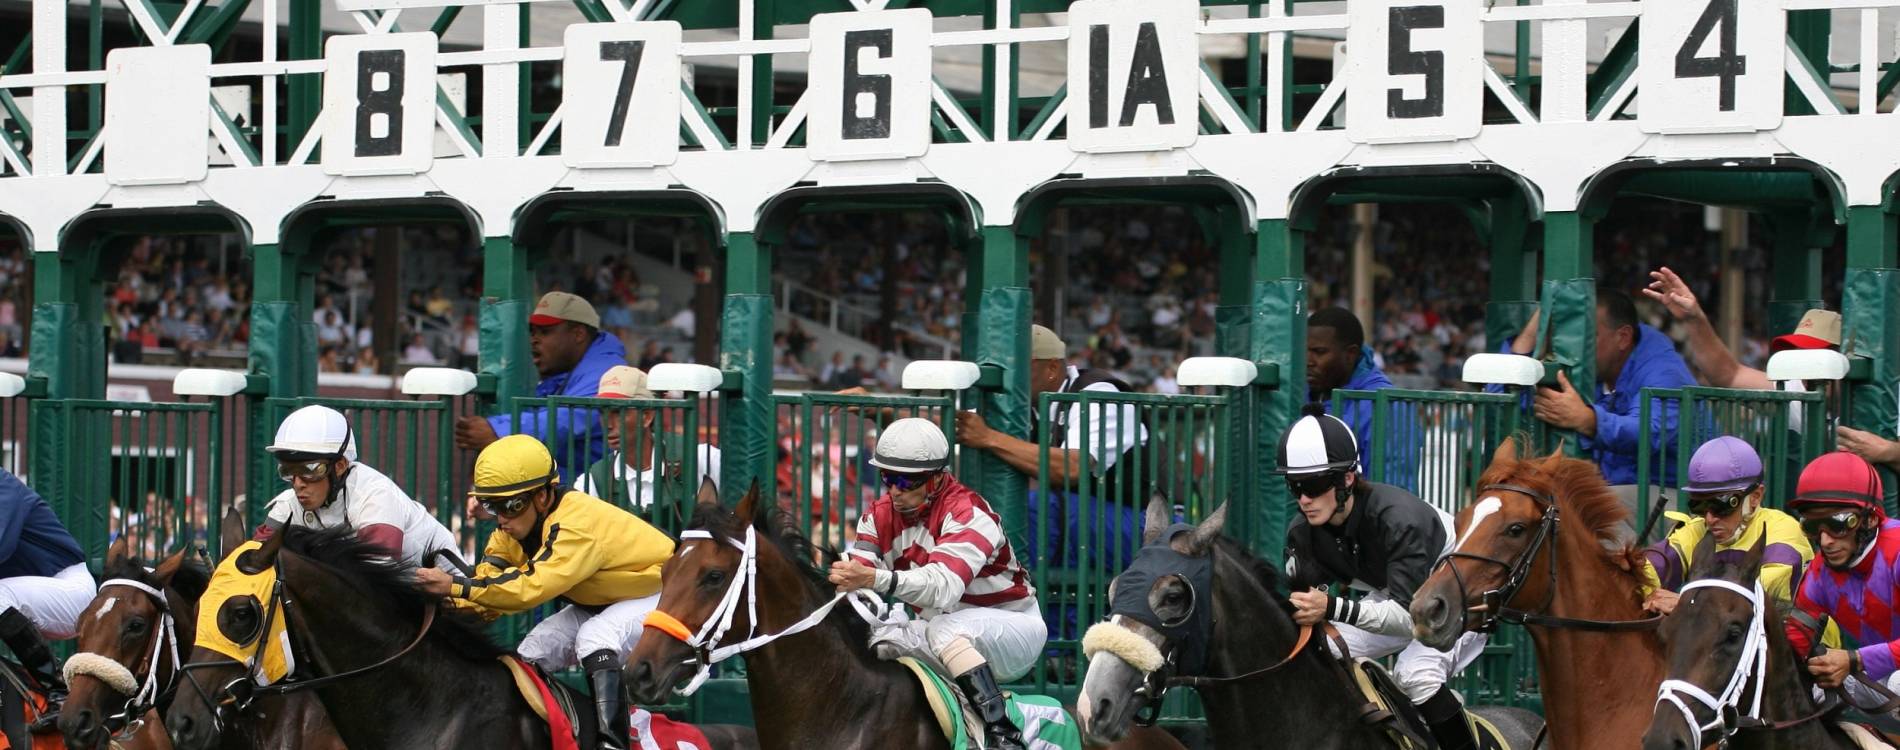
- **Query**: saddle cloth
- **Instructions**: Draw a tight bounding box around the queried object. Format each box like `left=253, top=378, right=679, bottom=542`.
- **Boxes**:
left=1348, top=658, right=1508, bottom=750
left=897, top=657, right=1083, bottom=750
left=500, top=656, right=713, bottom=750
left=1837, top=720, right=1900, bottom=750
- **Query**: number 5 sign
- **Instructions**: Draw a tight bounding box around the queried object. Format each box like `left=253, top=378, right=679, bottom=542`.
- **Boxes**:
left=1345, top=0, right=1483, bottom=144
left=1639, top=0, right=1784, bottom=134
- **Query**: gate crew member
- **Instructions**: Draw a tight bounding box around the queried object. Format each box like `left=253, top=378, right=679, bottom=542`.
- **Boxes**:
left=573, top=365, right=721, bottom=527
left=455, top=292, right=627, bottom=480
left=1639, top=436, right=1814, bottom=615
left=416, top=435, right=675, bottom=750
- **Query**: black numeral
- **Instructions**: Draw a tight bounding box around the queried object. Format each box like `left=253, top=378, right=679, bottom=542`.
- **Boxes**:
left=1675, top=0, right=1748, bottom=112
left=1387, top=6, right=1446, bottom=120
left=841, top=29, right=893, bottom=140
left=354, top=50, right=405, bottom=158
left=600, top=40, right=645, bottom=148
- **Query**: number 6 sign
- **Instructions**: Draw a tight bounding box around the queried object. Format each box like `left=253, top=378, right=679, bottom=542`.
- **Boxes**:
left=1638, top=0, right=1784, bottom=134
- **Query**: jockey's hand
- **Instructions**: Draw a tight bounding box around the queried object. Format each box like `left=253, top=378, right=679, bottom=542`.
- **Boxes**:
left=1642, top=266, right=1704, bottom=321
left=1808, top=648, right=1854, bottom=689
left=955, top=411, right=996, bottom=450
left=415, top=567, right=454, bottom=597
left=1533, top=371, right=1596, bottom=436
left=466, top=495, right=495, bottom=520
left=1642, top=589, right=1679, bottom=616
left=454, top=415, right=500, bottom=451
left=827, top=560, right=877, bottom=592
left=1289, top=589, right=1328, bottom=626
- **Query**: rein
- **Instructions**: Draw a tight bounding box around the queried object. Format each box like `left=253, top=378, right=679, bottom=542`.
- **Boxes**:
left=1165, top=621, right=1314, bottom=689
left=1435, top=482, right=1662, bottom=633
left=1656, top=578, right=1841, bottom=746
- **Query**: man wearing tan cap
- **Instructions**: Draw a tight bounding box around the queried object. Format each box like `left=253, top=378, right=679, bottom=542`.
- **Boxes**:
left=455, top=291, right=627, bottom=480
left=574, top=365, right=721, bottom=527
left=1645, top=266, right=1840, bottom=389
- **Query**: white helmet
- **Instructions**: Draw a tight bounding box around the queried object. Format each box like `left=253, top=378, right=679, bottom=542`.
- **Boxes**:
left=869, top=418, right=950, bottom=474
left=267, top=405, right=358, bottom=460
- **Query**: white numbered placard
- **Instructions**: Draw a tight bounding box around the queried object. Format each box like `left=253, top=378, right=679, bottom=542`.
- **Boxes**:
left=562, top=22, right=682, bottom=169
left=104, top=45, right=212, bottom=185
left=807, top=10, right=932, bottom=162
left=1065, top=0, right=1199, bottom=154
left=322, top=32, right=438, bottom=176
left=1638, top=0, right=1784, bottom=134
left=1345, top=0, right=1483, bottom=144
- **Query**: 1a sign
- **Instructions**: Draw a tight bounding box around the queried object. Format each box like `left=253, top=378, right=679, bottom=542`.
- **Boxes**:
left=563, top=22, right=683, bottom=168
left=1638, top=0, right=1784, bottom=133
left=1346, top=0, right=1483, bottom=143
left=1066, top=0, right=1199, bottom=154
left=808, top=9, right=932, bottom=162
left=322, top=33, right=438, bottom=176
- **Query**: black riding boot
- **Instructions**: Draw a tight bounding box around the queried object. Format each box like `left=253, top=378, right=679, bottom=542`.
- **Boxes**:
left=584, top=650, right=631, bottom=750
left=1419, top=685, right=1477, bottom=750
left=0, top=608, right=63, bottom=734
left=955, top=664, right=1027, bottom=750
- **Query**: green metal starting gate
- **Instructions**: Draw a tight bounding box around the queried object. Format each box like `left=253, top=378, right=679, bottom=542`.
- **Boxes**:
left=1635, top=386, right=1830, bottom=539
left=46, top=397, right=240, bottom=568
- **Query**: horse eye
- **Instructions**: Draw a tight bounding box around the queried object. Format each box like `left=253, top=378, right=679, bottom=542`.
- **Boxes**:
left=125, top=617, right=147, bottom=635
left=1506, top=523, right=1527, bottom=538
left=1726, top=623, right=1744, bottom=644
left=700, top=569, right=726, bottom=587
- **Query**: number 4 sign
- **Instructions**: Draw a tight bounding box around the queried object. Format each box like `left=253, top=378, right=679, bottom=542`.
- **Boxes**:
left=1639, top=0, right=1784, bottom=134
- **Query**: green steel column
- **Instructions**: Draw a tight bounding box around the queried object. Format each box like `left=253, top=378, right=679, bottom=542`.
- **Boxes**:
left=747, top=0, right=776, bottom=148
left=718, top=232, right=774, bottom=502
left=1769, top=209, right=1825, bottom=338
left=1844, top=206, right=1899, bottom=508
left=29, top=246, right=104, bottom=523
left=1785, top=10, right=1832, bottom=118
left=1486, top=195, right=1538, bottom=354
left=974, top=224, right=1031, bottom=545
left=1215, top=204, right=1253, bottom=358
left=1252, top=218, right=1304, bottom=564
left=1542, top=211, right=1598, bottom=455
left=247, top=239, right=317, bottom=513
left=288, top=0, right=322, bottom=147
left=480, top=235, right=535, bottom=408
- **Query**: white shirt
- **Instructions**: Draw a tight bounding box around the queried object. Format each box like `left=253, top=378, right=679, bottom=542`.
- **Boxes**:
left=573, top=442, right=723, bottom=510
left=1045, top=366, right=1148, bottom=471
left=264, top=463, right=460, bottom=568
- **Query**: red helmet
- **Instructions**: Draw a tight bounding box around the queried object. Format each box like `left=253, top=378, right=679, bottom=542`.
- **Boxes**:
left=1789, top=451, right=1886, bottom=519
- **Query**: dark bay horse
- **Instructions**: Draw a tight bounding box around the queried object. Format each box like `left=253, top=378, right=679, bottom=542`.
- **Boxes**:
left=62, top=528, right=342, bottom=750
left=624, top=484, right=1186, bottom=750
left=1074, top=497, right=1542, bottom=749
left=1411, top=439, right=1667, bottom=750
left=1643, top=533, right=1862, bottom=750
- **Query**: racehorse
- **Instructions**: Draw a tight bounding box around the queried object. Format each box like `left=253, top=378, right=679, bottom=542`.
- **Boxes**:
left=1643, top=533, right=1863, bottom=750
left=1073, top=497, right=1543, bottom=749
left=624, top=483, right=1187, bottom=750
left=62, top=520, right=343, bottom=750
left=162, top=525, right=757, bottom=750
left=1411, top=438, right=1667, bottom=750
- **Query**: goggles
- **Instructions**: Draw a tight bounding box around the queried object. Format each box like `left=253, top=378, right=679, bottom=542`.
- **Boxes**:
left=276, top=459, right=334, bottom=484
left=478, top=490, right=538, bottom=519
left=1800, top=510, right=1865, bottom=538
left=1286, top=472, right=1339, bottom=500
left=1686, top=485, right=1755, bottom=518
left=881, top=472, right=935, bottom=492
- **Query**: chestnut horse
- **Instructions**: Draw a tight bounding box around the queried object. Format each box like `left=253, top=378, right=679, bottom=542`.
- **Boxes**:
left=625, top=484, right=1186, bottom=750
left=1411, top=439, right=1666, bottom=750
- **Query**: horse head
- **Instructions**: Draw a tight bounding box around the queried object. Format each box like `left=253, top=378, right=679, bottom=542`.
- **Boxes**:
left=1643, top=532, right=1771, bottom=750
left=1075, top=496, right=1231, bottom=746
left=166, top=517, right=292, bottom=750
left=61, top=535, right=203, bottom=749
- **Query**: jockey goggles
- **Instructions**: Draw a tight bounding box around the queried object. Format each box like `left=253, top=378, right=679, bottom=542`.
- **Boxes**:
left=276, top=459, right=334, bottom=484
left=1686, top=485, right=1755, bottom=518
left=880, top=471, right=937, bottom=491
left=1285, top=472, right=1340, bottom=500
left=477, top=490, right=538, bottom=519
left=1800, top=509, right=1865, bottom=537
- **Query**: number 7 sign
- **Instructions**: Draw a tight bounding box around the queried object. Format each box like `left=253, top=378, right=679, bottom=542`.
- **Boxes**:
left=1639, top=0, right=1784, bottom=134
left=562, top=22, right=682, bottom=169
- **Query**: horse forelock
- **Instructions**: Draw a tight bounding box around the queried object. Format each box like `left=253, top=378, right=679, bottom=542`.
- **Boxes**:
left=1478, top=449, right=1641, bottom=571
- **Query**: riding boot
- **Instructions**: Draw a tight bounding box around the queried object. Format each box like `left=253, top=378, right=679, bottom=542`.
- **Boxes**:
left=954, top=664, right=1027, bottom=750
left=1418, top=686, right=1477, bottom=750
left=584, top=650, right=631, bottom=750
left=0, top=608, right=63, bottom=735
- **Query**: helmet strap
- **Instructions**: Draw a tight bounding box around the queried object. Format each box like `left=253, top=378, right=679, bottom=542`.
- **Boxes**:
left=1327, top=473, right=1353, bottom=525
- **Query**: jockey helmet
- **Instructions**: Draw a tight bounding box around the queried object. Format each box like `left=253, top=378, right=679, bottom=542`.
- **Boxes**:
left=869, top=417, right=950, bottom=474
left=1276, top=403, right=1358, bottom=476
left=1790, top=451, right=1885, bottom=566
left=267, top=405, right=357, bottom=461
left=470, top=435, right=559, bottom=498
left=1684, top=436, right=1762, bottom=494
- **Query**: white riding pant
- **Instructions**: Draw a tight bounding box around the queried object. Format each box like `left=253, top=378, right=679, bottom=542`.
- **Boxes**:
left=1325, top=593, right=1489, bottom=704
left=871, top=597, right=1048, bottom=682
left=517, top=593, right=661, bottom=671
left=0, top=564, right=96, bottom=640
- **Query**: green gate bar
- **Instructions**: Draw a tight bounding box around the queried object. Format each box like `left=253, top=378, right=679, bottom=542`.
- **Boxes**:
left=1634, top=386, right=1828, bottom=541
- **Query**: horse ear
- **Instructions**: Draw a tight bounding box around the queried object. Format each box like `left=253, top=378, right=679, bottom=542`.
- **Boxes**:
left=153, top=548, right=188, bottom=586
left=736, top=480, right=764, bottom=530
left=1491, top=436, right=1520, bottom=466
left=106, top=535, right=133, bottom=569
left=1187, top=503, right=1228, bottom=554
left=1738, top=533, right=1766, bottom=583
left=219, top=505, right=247, bottom=558
left=238, top=522, right=285, bottom=575
left=1686, top=527, right=1719, bottom=581
left=1142, top=494, right=1172, bottom=546
left=695, top=477, right=719, bottom=507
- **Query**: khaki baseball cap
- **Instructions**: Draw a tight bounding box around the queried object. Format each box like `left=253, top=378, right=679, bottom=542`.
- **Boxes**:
left=1031, top=324, right=1066, bottom=360
left=529, top=292, right=600, bottom=329
left=1771, top=309, right=1841, bottom=352
left=596, top=365, right=652, bottom=399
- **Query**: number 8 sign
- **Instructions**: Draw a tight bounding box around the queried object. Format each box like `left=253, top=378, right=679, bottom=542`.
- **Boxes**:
left=1638, top=0, right=1784, bottom=134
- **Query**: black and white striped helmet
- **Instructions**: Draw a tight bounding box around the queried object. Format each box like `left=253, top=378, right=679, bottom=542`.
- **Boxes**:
left=1277, top=403, right=1359, bottom=476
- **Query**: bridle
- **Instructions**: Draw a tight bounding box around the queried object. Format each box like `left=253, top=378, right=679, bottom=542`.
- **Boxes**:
left=63, top=578, right=181, bottom=744
left=175, top=559, right=436, bottom=735
left=1654, top=578, right=1837, bottom=747
left=1433, top=483, right=1662, bottom=633
left=1117, top=614, right=1317, bottom=727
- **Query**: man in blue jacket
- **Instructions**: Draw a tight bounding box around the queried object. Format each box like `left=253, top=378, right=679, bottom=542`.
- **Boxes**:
left=1307, top=307, right=1414, bottom=486
left=0, top=469, right=91, bottom=733
left=1509, top=287, right=1694, bottom=492
left=456, top=292, right=627, bottom=478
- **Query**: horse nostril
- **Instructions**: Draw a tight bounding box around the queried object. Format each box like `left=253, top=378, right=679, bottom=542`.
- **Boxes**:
left=1421, top=596, right=1448, bottom=625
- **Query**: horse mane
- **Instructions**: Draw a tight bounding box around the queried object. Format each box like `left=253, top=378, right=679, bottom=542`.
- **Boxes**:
left=102, top=551, right=212, bottom=602
left=276, top=526, right=508, bottom=660
left=1476, top=444, right=1649, bottom=577
left=687, top=503, right=876, bottom=655
left=1212, top=536, right=1295, bottom=618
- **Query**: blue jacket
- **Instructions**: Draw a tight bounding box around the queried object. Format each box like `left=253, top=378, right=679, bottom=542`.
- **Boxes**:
left=1583, top=323, right=1695, bottom=485
left=1313, top=346, right=1417, bottom=485
left=0, top=471, right=83, bottom=579
left=488, top=332, right=627, bottom=481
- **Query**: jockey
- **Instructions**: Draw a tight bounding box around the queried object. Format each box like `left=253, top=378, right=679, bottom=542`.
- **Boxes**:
left=1278, top=405, right=1487, bottom=750
left=1782, top=451, right=1900, bottom=707
left=827, top=418, right=1045, bottom=750
left=259, top=405, right=459, bottom=567
left=416, top=434, right=675, bottom=750
left=0, top=470, right=89, bottom=734
left=1640, top=436, right=1814, bottom=615
left=574, top=365, right=721, bottom=523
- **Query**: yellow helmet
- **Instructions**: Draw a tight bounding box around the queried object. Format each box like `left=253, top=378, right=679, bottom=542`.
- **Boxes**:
left=470, top=434, right=557, bottom=497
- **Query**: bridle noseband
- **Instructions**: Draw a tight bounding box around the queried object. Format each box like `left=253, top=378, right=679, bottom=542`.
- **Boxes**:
left=1655, top=578, right=1837, bottom=747
left=65, top=578, right=181, bottom=745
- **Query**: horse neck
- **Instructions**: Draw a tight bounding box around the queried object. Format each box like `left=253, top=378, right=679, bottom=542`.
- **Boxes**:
left=1740, top=601, right=1842, bottom=748
left=1201, top=546, right=1388, bottom=749
left=1528, top=512, right=1665, bottom=750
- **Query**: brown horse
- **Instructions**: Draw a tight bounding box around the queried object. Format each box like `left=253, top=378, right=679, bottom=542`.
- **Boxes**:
left=1411, top=439, right=1666, bottom=750
left=624, top=484, right=1185, bottom=750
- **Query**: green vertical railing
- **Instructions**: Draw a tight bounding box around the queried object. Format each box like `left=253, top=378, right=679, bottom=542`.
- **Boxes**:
left=527, top=394, right=716, bottom=539
left=260, top=395, right=469, bottom=544
left=774, top=392, right=957, bottom=549
left=1634, top=385, right=1828, bottom=539
left=55, top=399, right=227, bottom=569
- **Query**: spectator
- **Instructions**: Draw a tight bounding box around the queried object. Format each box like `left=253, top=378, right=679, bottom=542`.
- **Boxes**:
left=355, top=347, right=383, bottom=375
left=402, top=334, right=439, bottom=365
left=636, top=340, right=665, bottom=371
left=786, top=320, right=813, bottom=362
left=846, top=355, right=871, bottom=388
left=819, top=352, right=847, bottom=388
left=574, top=366, right=722, bottom=520
left=317, top=345, right=341, bottom=373
left=1643, top=266, right=1840, bottom=388
left=1307, top=307, right=1399, bottom=475
left=457, top=314, right=481, bottom=369
left=874, top=354, right=901, bottom=391
left=665, top=307, right=695, bottom=339
left=1153, top=366, right=1180, bottom=395
left=454, top=292, right=625, bottom=479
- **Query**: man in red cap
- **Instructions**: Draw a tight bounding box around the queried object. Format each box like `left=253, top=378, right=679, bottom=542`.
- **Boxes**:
left=1643, top=266, right=1840, bottom=389
left=455, top=291, right=627, bottom=478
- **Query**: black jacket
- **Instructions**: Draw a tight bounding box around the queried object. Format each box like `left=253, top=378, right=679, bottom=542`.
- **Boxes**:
left=1284, top=480, right=1448, bottom=610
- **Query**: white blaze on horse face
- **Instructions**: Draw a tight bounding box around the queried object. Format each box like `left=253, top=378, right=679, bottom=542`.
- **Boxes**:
left=94, top=596, right=117, bottom=621
left=1454, top=497, right=1504, bottom=552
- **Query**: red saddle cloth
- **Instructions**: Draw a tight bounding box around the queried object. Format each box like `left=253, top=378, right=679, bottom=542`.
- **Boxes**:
left=630, top=708, right=712, bottom=750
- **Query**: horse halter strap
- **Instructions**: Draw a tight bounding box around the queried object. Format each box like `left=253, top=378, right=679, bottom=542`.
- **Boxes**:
left=67, top=578, right=179, bottom=727
left=1435, top=483, right=1559, bottom=633
left=1654, top=578, right=1768, bottom=746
